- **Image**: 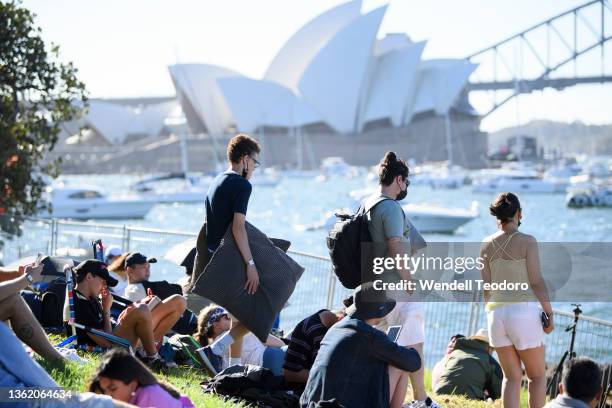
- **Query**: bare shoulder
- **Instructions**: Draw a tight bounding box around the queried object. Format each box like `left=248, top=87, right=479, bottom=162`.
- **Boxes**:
left=516, top=232, right=537, bottom=244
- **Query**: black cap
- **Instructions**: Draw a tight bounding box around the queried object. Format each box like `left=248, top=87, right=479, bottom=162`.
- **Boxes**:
left=73, top=259, right=118, bottom=287
left=124, top=252, right=157, bottom=268
left=346, top=282, right=396, bottom=320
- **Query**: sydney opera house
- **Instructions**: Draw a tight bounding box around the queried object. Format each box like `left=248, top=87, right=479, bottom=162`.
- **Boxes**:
left=65, top=1, right=487, bottom=169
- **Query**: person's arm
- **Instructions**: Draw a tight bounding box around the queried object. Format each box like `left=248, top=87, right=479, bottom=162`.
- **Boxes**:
left=265, top=334, right=285, bottom=347
left=479, top=242, right=492, bottom=303
left=232, top=212, right=259, bottom=294
left=371, top=332, right=421, bottom=372
left=382, top=205, right=413, bottom=284
left=525, top=236, right=554, bottom=333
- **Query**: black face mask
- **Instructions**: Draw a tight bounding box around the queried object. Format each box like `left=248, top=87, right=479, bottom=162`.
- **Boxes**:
left=396, top=188, right=407, bottom=201
left=518, top=220, right=522, bottom=227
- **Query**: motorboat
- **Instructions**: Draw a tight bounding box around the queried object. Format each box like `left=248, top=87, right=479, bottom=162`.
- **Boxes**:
left=472, top=169, right=566, bottom=194
left=566, top=186, right=612, bottom=208
left=38, top=185, right=155, bottom=219
left=402, top=203, right=478, bottom=233
left=320, top=157, right=360, bottom=179
left=298, top=200, right=478, bottom=234
left=131, top=173, right=211, bottom=204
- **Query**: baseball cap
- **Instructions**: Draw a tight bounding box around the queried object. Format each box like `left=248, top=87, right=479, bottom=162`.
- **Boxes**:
left=104, top=245, right=122, bottom=262
left=73, top=259, right=118, bottom=287
left=124, top=252, right=157, bottom=268
left=346, top=282, right=396, bottom=320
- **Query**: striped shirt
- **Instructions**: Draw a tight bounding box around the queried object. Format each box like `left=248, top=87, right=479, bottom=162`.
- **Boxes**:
left=283, top=309, right=329, bottom=372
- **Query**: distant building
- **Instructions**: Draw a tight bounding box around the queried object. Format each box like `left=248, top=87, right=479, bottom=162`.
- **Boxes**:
left=58, top=0, right=488, bottom=169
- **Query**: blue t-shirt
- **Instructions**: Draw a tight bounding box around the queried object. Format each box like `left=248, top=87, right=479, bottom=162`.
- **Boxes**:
left=205, top=171, right=252, bottom=251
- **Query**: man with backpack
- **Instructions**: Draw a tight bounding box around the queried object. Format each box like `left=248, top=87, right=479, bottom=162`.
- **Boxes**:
left=362, top=152, right=438, bottom=408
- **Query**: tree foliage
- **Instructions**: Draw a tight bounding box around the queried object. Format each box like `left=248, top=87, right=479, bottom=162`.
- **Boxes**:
left=0, top=0, right=87, bottom=242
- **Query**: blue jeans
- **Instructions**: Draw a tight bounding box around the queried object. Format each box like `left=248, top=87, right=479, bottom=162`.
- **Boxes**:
left=262, top=347, right=286, bottom=376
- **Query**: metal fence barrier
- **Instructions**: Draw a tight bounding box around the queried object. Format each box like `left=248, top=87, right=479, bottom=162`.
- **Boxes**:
left=1, top=217, right=611, bottom=369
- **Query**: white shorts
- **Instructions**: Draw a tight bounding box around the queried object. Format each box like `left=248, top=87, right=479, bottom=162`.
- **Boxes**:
left=487, top=302, right=544, bottom=350
left=376, top=301, right=425, bottom=347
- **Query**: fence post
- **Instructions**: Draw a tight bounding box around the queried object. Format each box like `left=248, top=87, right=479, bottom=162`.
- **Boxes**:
left=325, top=266, right=336, bottom=310
left=50, top=219, right=58, bottom=256
left=121, top=225, right=128, bottom=252
left=125, top=227, right=132, bottom=252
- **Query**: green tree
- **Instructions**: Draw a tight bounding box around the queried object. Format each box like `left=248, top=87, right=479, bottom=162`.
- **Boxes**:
left=0, top=0, right=87, bottom=243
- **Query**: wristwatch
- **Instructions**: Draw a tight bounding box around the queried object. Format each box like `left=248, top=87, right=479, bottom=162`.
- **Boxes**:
left=247, top=259, right=255, bottom=267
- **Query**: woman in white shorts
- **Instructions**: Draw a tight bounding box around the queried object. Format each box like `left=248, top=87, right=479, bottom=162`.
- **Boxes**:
left=480, top=192, right=554, bottom=408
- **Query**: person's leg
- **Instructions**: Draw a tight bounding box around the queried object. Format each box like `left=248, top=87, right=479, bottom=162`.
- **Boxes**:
left=405, top=342, right=426, bottom=401
left=496, top=345, right=523, bottom=408
left=262, top=347, right=285, bottom=376
left=113, top=304, right=156, bottom=355
left=389, top=365, right=409, bottom=408
left=149, top=295, right=186, bottom=341
left=518, top=346, right=546, bottom=408
left=0, top=293, right=63, bottom=362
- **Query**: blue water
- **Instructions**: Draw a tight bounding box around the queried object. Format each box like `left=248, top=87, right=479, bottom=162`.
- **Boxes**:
left=53, top=173, right=612, bottom=320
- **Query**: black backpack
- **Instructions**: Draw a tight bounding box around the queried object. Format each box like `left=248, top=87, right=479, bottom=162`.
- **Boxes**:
left=326, top=198, right=391, bottom=289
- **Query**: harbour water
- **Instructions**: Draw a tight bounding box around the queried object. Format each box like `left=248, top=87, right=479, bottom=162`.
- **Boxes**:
left=52, top=173, right=612, bottom=320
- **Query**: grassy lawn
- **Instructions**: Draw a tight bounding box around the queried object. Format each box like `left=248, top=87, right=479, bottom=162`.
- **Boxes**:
left=44, top=335, right=530, bottom=407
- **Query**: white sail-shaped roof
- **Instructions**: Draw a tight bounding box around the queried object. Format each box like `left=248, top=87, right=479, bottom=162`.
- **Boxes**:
left=411, top=59, right=478, bottom=117
left=126, top=100, right=181, bottom=137
left=264, top=0, right=362, bottom=92
left=298, top=5, right=388, bottom=133
left=359, top=40, right=426, bottom=129
left=169, top=64, right=243, bottom=136
left=86, top=101, right=136, bottom=145
left=217, top=77, right=321, bottom=132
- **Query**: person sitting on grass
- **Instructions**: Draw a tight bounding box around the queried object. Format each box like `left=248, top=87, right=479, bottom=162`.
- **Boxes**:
left=72, top=259, right=184, bottom=368
left=283, top=308, right=341, bottom=386
left=107, top=252, right=129, bottom=296
left=432, top=329, right=502, bottom=401
left=299, top=282, right=422, bottom=408
left=89, top=348, right=195, bottom=408
left=195, top=304, right=286, bottom=375
left=0, top=262, right=68, bottom=363
left=544, top=357, right=603, bottom=408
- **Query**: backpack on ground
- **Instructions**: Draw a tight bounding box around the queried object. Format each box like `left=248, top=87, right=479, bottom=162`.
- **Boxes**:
left=326, top=198, right=391, bottom=289
left=167, top=334, right=204, bottom=368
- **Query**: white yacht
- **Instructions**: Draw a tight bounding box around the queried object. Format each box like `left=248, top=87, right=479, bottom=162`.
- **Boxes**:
left=131, top=173, right=211, bottom=204
left=300, top=194, right=478, bottom=234
left=320, top=157, right=360, bottom=178
left=39, top=185, right=155, bottom=219
left=472, top=169, right=566, bottom=194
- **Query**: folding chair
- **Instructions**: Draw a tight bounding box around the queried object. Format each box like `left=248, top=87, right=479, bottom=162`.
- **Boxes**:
left=58, top=240, right=133, bottom=354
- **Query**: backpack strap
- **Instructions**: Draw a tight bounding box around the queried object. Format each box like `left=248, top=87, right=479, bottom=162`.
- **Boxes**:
left=361, top=196, right=406, bottom=221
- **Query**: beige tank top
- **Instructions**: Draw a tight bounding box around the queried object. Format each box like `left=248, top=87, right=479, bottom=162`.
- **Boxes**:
left=485, top=232, right=536, bottom=311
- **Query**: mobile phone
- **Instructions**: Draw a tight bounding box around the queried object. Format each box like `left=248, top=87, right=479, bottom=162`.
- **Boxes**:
left=386, top=325, right=402, bottom=342
left=541, top=311, right=550, bottom=328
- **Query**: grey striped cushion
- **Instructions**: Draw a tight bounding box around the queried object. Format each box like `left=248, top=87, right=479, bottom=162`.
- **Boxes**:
left=192, top=222, right=304, bottom=342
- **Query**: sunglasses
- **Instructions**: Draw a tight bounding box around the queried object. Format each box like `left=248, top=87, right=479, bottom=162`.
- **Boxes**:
left=251, top=156, right=261, bottom=168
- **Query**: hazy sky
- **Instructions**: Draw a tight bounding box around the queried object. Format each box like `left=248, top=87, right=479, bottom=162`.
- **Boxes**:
left=23, top=0, right=612, bottom=132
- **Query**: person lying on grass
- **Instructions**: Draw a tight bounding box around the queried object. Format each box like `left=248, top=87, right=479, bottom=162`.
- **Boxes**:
left=89, top=348, right=195, bottom=408
left=72, top=260, right=185, bottom=368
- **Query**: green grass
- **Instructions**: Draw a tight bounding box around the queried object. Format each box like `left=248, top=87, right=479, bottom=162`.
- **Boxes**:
left=44, top=335, right=532, bottom=407
left=45, top=334, right=244, bottom=407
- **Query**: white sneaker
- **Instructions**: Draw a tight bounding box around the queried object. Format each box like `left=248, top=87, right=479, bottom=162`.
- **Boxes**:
left=57, top=347, right=88, bottom=364
left=403, top=397, right=443, bottom=408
